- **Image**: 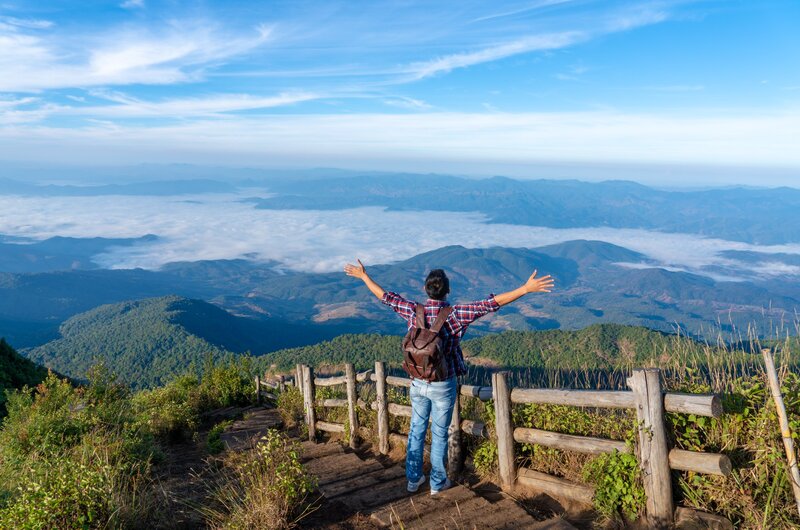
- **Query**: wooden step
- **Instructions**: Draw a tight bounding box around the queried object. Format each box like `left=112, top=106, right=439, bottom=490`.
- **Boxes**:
left=338, top=476, right=414, bottom=511
left=304, top=452, right=382, bottom=485
left=299, top=441, right=344, bottom=461
left=320, top=465, right=405, bottom=499
left=370, top=484, right=478, bottom=527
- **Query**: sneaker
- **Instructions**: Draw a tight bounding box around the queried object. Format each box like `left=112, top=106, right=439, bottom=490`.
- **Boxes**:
left=407, top=474, right=426, bottom=493
left=430, top=478, right=452, bottom=496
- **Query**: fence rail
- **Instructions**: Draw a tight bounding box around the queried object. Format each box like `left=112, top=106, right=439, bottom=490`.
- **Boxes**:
left=274, top=361, right=732, bottom=530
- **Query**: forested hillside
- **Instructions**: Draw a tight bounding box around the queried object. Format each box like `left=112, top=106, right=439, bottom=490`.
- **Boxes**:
left=258, top=324, right=717, bottom=373
left=0, top=339, right=48, bottom=415
left=22, top=295, right=355, bottom=388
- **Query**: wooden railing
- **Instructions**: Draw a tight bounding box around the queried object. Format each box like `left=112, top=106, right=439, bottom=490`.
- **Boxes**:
left=281, top=362, right=732, bottom=529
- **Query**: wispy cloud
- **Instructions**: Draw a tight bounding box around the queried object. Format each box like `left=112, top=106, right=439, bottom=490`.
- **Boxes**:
left=72, top=90, right=321, bottom=118
left=0, top=19, right=272, bottom=91
left=470, top=0, right=577, bottom=24
left=404, top=31, right=585, bottom=80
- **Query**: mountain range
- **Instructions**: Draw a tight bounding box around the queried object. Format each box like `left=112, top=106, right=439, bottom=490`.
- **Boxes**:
left=1, top=240, right=796, bottom=354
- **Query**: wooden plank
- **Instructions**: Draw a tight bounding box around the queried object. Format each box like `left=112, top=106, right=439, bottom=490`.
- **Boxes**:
left=376, top=361, right=390, bottom=455
left=370, top=373, right=412, bottom=387
left=511, top=388, right=635, bottom=409
left=511, top=387, right=720, bottom=417
left=629, top=368, right=673, bottom=529
left=339, top=476, right=413, bottom=511
left=299, top=440, right=343, bottom=461
left=492, top=371, right=516, bottom=490
left=461, top=385, right=493, bottom=401
left=664, top=393, right=722, bottom=418
left=346, top=363, right=359, bottom=449
left=304, top=452, right=376, bottom=485
left=316, top=421, right=345, bottom=433
left=516, top=467, right=594, bottom=506
left=370, top=485, right=478, bottom=528
left=296, top=364, right=304, bottom=396
left=303, top=365, right=316, bottom=441
left=461, top=419, right=488, bottom=438
left=669, top=449, right=732, bottom=476
left=320, top=464, right=403, bottom=499
left=675, top=507, right=734, bottom=530
left=513, top=427, right=628, bottom=455
left=356, top=370, right=373, bottom=382
left=315, top=374, right=347, bottom=387
left=322, top=398, right=367, bottom=409
left=448, top=390, right=463, bottom=474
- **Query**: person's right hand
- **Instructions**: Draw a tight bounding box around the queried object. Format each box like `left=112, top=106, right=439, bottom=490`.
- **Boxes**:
left=523, top=270, right=554, bottom=293
left=344, top=259, right=367, bottom=280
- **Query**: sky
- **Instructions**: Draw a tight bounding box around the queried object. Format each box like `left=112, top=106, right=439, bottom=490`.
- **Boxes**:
left=1, top=0, right=799, bottom=185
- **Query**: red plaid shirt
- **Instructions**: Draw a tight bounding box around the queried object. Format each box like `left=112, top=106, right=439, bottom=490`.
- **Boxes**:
left=381, top=291, right=500, bottom=379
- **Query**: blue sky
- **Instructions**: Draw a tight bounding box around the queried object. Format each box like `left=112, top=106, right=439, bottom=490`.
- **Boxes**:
left=1, top=0, right=799, bottom=184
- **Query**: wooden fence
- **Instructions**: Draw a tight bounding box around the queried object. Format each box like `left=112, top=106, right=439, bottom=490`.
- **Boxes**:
left=264, top=363, right=732, bottom=529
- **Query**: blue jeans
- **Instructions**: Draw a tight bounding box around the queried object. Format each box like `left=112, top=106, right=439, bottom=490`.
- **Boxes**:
left=406, top=376, right=458, bottom=491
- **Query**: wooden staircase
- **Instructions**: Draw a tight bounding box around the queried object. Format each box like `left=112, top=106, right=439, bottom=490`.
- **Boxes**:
left=299, top=440, right=576, bottom=529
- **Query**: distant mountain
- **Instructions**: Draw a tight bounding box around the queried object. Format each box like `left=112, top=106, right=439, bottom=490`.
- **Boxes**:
left=23, top=296, right=348, bottom=388
left=2, top=241, right=798, bottom=352
left=0, top=235, right=158, bottom=273
left=0, top=178, right=236, bottom=196
left=0, top=339, right=48, bottom=415
left=249, top=175, right=800, bottom=245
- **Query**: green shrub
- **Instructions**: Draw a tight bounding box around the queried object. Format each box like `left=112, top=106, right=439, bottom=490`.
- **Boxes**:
left=204, top=429, right=315, bottom=529
left=582, top=449, right=646, bottom=522
left=207, top=420, right=234, bottom=455
left=277, top=386, right=304, bottom=428
left=473, top=440, right=498, bottom=476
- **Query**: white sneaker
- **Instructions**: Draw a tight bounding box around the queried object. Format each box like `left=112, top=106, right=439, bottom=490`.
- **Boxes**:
left=430, top=478, right=452, bottom=495
left=407, top=474, right=426, bottom=493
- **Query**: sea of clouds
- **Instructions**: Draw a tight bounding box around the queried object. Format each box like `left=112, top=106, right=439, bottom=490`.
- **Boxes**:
left=2, top=192, right=800, bottom=280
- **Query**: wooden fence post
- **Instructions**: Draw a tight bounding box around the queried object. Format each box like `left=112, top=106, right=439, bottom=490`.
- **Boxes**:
left=296, top=364, right=304, bottom=395
left=448, top=384, right=463, bottom=474
left=302, top=365, right=316, bottom=442
left=255, top=375, right=261, bottom=404
left=278, top=374, right=286, bottom=393
left=375, top=361, right=390, bottom=455
left=762, top=348, right=800, bottom=516
left=629, top=368, right=673, bottom=529
left=346, top=363, right=359, bottom=449
left=492, top=371, right=516, bottom=490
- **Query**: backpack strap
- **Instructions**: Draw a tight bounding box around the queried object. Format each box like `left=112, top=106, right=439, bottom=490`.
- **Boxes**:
left=430, top=306, right=452, bottom=333
left=414, top=304, right=427, bottom=329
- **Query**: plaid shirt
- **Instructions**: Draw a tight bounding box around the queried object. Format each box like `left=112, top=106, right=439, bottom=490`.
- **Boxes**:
left=381, top=291, right=500, bottom=379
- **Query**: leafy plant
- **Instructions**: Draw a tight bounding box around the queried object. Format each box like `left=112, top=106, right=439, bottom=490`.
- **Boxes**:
left=582, top=449, right=646, bottom=521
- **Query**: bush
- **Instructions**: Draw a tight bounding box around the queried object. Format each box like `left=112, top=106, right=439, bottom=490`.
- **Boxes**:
left=204, top=429, right=315, bottom=529
left=0, top=370, right=159, bottom=529
left=276, top=386, right=304, bottom=428
left=582, top=449, right=646, bottom=522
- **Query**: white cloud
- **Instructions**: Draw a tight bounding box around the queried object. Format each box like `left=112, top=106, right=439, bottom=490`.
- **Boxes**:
left=1, top=193, right=800, bottom=279
left=0, top=20, right=272, bottom=91
left=72, top=91, right=321, bottom=118
left=405, top=31, right=585, bottom=80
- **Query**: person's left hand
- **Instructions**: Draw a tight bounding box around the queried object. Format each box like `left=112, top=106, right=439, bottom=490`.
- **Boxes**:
left=344, top=259, right=367, bottom=280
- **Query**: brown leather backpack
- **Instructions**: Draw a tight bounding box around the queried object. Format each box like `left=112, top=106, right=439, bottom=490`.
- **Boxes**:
left=401, top=304, right=453, bottom=382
